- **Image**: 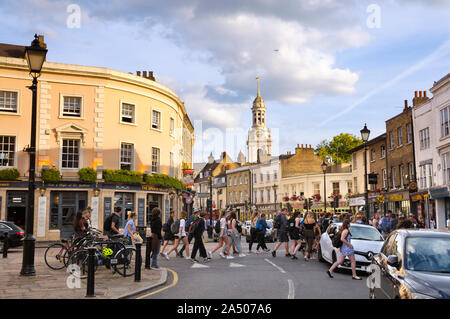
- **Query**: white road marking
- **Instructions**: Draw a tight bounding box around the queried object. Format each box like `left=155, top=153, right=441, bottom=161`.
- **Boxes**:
left=229, top=262, right=246, bottom=268
left=191, top=263, right=210, bottom=268
left=264, top=258, right=286, bottom=273
left=288, top=279, right=295, bottom=299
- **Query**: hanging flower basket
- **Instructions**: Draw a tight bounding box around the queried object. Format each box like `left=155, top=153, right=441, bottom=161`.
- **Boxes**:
left=290, top=195, right=298, bottom=201
left=312, top=194, right=321, bottom=202
left=283, top=196, right=290, bottom=202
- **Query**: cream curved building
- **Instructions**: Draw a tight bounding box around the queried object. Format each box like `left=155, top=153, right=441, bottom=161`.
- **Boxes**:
left=0, top=38, right=194, bottom=240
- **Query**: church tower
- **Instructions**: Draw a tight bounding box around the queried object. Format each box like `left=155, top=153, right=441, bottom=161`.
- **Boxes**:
left=247, top=77, right=272, bottom=163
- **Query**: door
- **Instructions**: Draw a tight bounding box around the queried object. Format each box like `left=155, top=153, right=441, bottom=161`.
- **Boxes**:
left=50, top=191, right=88, bottom=239
left=114, top=192, right=135, bottom=227
left=6, top=191, right=27, bottom=229
left=147, top=194, right=162, bottom=225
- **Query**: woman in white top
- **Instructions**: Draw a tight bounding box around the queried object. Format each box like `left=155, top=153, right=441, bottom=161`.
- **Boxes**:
left=208, top=210, right=231, bottom=259
left=164, top=211, right=190, bottom=259
left=248, top=211, right=259, bottom=254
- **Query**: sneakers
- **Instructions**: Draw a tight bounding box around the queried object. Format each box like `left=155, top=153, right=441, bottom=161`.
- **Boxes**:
left=272, top=251, right=276, bottom=257
left=255, top=250, right=261, bottom=254
left=285, top=253, right=291, bottom=257
left=151, top=265, right=161, bottom=269
left=219, top=252, right=226, bottom=259
left=248, top=250, right=252, bottom=254
left=226, top=255, right=234, bottom=260
left=208, top=251, right=213, bottom=259
left=177, top=252, right=184, bottom=258
left=185, top=256, right=191, bottom=260
left=203, top=258, right=211, bottom=263
left=238, top=253, right=246, bottom=257
left=233, top=250, right=239, bottom=255
left=190, top=258, right=199, bottom=263
left=304, top=255, right=308, bottom=261
left=161, top=252, right=170, bottom=260
left=291, top=255, right=298, bottom=260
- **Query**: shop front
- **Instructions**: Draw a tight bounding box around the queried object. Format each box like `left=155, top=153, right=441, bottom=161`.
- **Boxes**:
left=410, top=191, right=434, bottom=228
left=349, top=195, right=365, bottom=214
left=384, top=190, right=411, bottom=217
left=429, top=186, right=450, bottom=230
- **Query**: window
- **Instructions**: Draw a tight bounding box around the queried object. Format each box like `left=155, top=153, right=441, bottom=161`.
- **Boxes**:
left=152, top=110, right=161, bottom=130
left=267, top=189, right=271, bottom=203
left=121, top=103, right=135, bottom=124
left=61, top=139, right=80, bottom=169
left=62, top=96, right=82, bottom=117
left=120, top=143, right=134, bottom=170
left=260, top=173, right=263, bottom=183
left=253, top=191, right=257, bottom=203
left=391, top=167, right=396, bottom=188
left=382, top=169, right=387, bottom=188
left=267, top=171, right=270, bottom=182
left=239, top=175, right=242, bottom=185
left=274, top=170, right=278, bottom=180
left=151, top=147, right=160, bottom=173
left=406, top=123, right=412, bottom=144
left=170, top=152, right=174, bottom=177
left=400, top=165, right=404, bottom=188
left=260, top=190, right=264, bottom=203
left=0, top=90, right=18, bottom=113
left=381, top=145, right=386, bottom=158
left=170, top=118, right=175, bottom=136
left=239, top=192, right=242, bottom=203
left=370, top=149, right=376, bottom=162
left=229, top=178, right=232, bottom=186
left=354, top=177, right=358, bottom=193
left=442, top=152, right=450, bottom=184
left=347, top=181, right=352, bottom=194
left=408, top=162, right=415, bottom=182
left=397, top=127, right=403, bottom=147
left=419, top=128, right=430, bottom=150
left=253, top=173, right=257, bottom=184
left=441, top=106, right=450, bottom=137
left=419, top=163, right=433, bottom=189
left=234, top=176, right=237, bottom=186
left=313, top=183, right=320, bottom=195
left=332, top=182, right=340, bottom=195
left=244, top=175, right=248, bottom=184
left=0, top=136, right=16, bottom=167
left=390, top=131, right=395, bottom=150
left=352, top=153, right=357, bottom=169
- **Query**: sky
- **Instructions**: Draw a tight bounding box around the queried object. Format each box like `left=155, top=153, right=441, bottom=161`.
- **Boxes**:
left=1, top=0, right=449, bottom=163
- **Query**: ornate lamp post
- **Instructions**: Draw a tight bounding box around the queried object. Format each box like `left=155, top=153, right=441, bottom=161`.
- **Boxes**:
left=321, top=161, right=327, bottom=214
left=21, top=34, right=47, bottom=276
left=360, top=123, right=371, bottom=220
left=208, top=168, right=213, bottom=238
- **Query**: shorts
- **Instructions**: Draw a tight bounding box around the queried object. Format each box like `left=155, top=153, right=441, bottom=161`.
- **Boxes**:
left=289, top=231, right=300, bottom=241
left=175, top=235, right=186, bottom=240
left=163, top=232, right=175, bottom=241
left=277, top=231, right=289, bottom=243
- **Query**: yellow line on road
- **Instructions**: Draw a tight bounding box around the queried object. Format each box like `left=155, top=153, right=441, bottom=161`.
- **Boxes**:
left=136, top=268, right=178, bottom=299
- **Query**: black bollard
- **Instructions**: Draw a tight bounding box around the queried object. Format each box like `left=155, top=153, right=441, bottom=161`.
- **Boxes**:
left=135, top=242, right=142, bottom=282
left=86, top=247, right=96, bottom=297
left=144, top=236, right=152, bottom=269
left=2, top=232, right=8, bottom=258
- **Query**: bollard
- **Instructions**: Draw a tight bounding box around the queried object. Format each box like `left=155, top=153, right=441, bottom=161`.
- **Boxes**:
left=144, top=236, right=152, bottom=269
left=135, top=242, right=142, bottom=282
left=2, top=232, right=8, bottom=258
left=86, top=247, right=96, bottom=297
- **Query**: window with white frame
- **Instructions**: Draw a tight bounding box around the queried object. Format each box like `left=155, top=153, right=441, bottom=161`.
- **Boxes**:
left=0, top=91, right=18, bottom=113
left=274, top=170, right=278, bottom=180
left=441, top=106, right=450, bottom=138
left=253, top=173, right=257, bottom=184
left=0, top=136, right=15, bottom=167
left=382, top=169, right=387, bottom=188
left=152, top=110, right=161, bottom=130
left=120, top=142, right=134, bottom=170
left=253, top=191, right=257, bottom=203
left=170, top=152, right=174, bottom=177
left=260, top=173, right=263, bottom=183
left=397, top=127, right=403, bottom=147
left=170, top=118, right=175, bottom=136
left=419, top=163, right=433, bottom=189
left=260, top=190, right=264, bottom=203
left=244, top=175, right=248, bottom=184
left=419, top=128, right=430, bottom=150
left=400, top=165, right=404, bottom=188
left=408, top=162, right=415, bottom=182
left=381, top=145, right=386, bottom=159
left=239, top=192, right=242, bottom=203
left=354, top=177, right=358, bottom=193
left=313, top=183, right=320, bottom=195
left=406, top=123, right=412, bottom=144
left=234, top=176, right=237, bottom=186
left=370, top=149, right=376, bottom=162
left=62, top=96, right=82, bottom=117
left=239, top=175, right=242, bottom=185
left=442, top=152, right=450, bottom=184
left=266, top=171, right=270, bottom=182
left=267, top=189, right=271, bottom=203
left=390, top=131, right=395, bottom=150
left=391, top=167, right=396, bottom=188
left=332, top=182, right=340, bottom=195
left=352, top=153, right=357, bottom=169
left=61, top=139, right=80, bottom=169
left=347, top=181, right=352, bottom=194
left=151, top=147, right=160, bottom=173
left=121, top=103, right=135, bottom=124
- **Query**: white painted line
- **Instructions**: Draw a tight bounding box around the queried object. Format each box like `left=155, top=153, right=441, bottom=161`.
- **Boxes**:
left=191, top=263, right=210, bottom=268
left=264, top=258, right=286, bottom=273
left=288, top=279, right=295, bottom=299
left=229, top=262, right=246, bottom=268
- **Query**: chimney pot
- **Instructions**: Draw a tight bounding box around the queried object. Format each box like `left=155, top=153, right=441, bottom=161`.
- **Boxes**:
left=424, top=91, right=427, bottom=97
left=143, top=71, right=147, bottom=78
left=297, top=144, right=299, bottom=148
left=419, top=91, right=423, bottom=98
left=309, top=144, right=312, bottom=148
left=415, top=91, right=418, bottom=98
left=404, top=100, right=408, bottom=108
left=137, top=71, right=141, bottom=76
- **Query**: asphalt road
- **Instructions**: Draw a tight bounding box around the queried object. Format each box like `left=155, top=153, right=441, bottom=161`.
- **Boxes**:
left=138, top=239, right=369, bottom=299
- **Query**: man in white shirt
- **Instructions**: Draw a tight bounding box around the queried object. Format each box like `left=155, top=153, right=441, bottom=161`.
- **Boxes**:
left=447, top=218, right=450, bottom=230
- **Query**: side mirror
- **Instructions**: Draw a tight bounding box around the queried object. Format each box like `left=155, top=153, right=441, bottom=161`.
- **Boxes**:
left=387, top=255, right=400, bottom=269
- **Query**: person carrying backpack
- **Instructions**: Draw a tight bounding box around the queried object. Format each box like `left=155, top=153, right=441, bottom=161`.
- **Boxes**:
left=103, top=206, right=123, bottom=238
left=327, top=219, right=361, bottom=280
left=248, top=211, right=259, bottom=254
left=289, top=212, right=302, bottom=259
left=255, top=213, right=269, bottom=252
left=190, top=212, right=210, bottom=263
left=208, top=210, right=232, bottom=259
left=378, top=210, right=393, bottom=237
left=161, top=211, right=190, bottom=260
left=227, top=212, right=245, bottom=257
left=179, top=208, right=200, bottom=257
left=160, top=210, right=179, bottom=257
left=271, top=209, right=290, bottom=258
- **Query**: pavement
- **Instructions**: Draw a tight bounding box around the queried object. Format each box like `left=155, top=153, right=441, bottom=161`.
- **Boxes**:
left=0, top=246, right=167, bottom=299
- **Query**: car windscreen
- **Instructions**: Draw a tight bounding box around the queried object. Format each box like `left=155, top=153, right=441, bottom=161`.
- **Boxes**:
left=348, top=226, right=384, bottom=241
left=405, top=237, right=450, bottom=273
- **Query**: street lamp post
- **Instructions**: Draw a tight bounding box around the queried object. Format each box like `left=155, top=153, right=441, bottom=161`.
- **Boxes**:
left=21, top=35, right=47, bottom=276
left=208, top=168, right=213, bottom=238
left=321, top=161, right=327, bottom=214
left=360, top=123, right=371, bottom=221
left=272, top=184, right=278, bottom=212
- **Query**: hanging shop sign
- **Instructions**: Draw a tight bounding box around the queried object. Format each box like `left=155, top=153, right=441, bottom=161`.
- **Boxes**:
left=368, top=173, right=378, bottom=185
left=377, top=195, right=385, bottom=203
left=388, top=194, right=403, bottom=201
left=349, top=197, right=365, bottom=206
left=429, top=187, right=450, bottom=199
left=182, top=169, right=195, bottom=187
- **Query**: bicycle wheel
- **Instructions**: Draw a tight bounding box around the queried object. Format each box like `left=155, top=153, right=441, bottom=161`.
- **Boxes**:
left=113, top=247, right=136, bottom=277
left=67, top=249, right=99, bottom=279
left=44, top=243, right=69, bottom=270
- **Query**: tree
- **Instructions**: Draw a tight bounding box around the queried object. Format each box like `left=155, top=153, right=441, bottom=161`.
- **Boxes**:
left=315, top=133, right=362, bottom=163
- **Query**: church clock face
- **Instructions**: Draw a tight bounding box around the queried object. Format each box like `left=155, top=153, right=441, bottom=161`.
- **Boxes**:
left=256, top=129, right=264, bottom=138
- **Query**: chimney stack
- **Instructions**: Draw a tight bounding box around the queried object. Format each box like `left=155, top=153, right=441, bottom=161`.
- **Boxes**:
left=419, top=91, right=423, bottom=98
left=143, top=71, right=147, bottom=78
left=137, top=71, right=141, bottom=76
left=423, top=91, right=427, bottom=98
left=413, top=90, right=430, bottom=107
left=415, top=91, right=418, bottom=98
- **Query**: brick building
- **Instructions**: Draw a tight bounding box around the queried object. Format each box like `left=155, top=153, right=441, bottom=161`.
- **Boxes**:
left=226, top=165, right=251, bottom=221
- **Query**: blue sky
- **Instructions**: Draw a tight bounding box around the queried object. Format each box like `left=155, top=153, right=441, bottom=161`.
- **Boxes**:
left=1, top=0, right=449, bottom=163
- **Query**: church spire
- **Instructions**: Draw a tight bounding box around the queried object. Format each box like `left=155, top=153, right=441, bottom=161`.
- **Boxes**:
left=256, top=76, right=261, bottom=97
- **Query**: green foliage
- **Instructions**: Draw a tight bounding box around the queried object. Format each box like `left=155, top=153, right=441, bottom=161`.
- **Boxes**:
left=0, top=168, right=20, bottom=180
left=144, top=173, right=186, bottom=190
left=103, top=169, right=142, bottom=184
left=78, top=168, right=97, bottom=182
left=315, top=133, right=363, bottom=163
left=41, top=168, right=61, bottom=183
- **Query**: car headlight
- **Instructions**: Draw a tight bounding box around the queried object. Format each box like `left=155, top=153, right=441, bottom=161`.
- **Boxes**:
left=411, top=292, right=435, bottom=299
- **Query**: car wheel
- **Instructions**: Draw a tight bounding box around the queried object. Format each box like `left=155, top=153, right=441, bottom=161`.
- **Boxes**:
left=318, top=244, right=325, bottom=262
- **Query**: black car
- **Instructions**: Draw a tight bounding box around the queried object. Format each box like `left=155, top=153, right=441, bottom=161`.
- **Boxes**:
left=370, top=229, right=450, bottom=299
left=0, top=221, right=25, bottom=249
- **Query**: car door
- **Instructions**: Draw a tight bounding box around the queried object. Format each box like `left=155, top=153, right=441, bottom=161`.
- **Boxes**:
left=0, top=222, right=12, bottom=240
left=376, top=233, right=396, bottom=299
left=386, top=233, right=406, bottom=299
left=323, top=225, right=336, bottom=261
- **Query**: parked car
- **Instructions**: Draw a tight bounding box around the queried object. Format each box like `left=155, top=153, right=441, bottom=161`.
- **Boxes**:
left=370, top=229, right=450, bottom=299
left=242, top=221, right=252, bottom=236
left=245, top=219, right=276, bottom=243
left=318, top=222, right=384, bottom=273
left=0, top=221, right=25, bottom=249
